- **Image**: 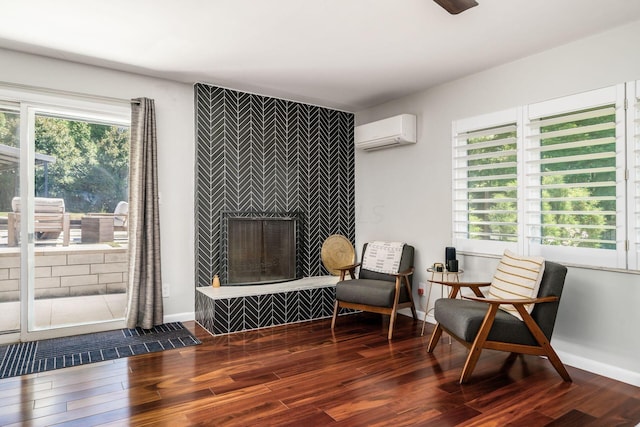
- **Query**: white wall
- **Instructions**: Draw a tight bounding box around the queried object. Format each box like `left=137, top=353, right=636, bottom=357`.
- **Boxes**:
left=355, top=20, right=640, bottom=386
left=0, top=48, right=195, bottom=321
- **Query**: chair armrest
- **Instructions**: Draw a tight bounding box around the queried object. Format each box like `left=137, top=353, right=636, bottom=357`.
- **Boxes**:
left=394, top=267, right=414, bottom=278
left=427, top=280, right=490, bottom=288
left=427, top=280, right=489, bottom=298
left=463, top=295, right=559, bottom=305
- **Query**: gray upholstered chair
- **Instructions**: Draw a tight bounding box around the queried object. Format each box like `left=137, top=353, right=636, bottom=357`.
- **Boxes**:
left=331, top=243, right=417, bottom=339
left=427, top=261, right=571, bottom=384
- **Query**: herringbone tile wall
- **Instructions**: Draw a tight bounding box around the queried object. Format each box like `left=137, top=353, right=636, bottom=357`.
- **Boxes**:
left=195, top=84, right=355, bottom=286
left=195, top=287, right=337, bottom=335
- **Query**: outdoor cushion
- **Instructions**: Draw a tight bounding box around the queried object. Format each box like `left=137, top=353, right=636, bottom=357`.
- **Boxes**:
left=12, top=197, right=65, bottom=213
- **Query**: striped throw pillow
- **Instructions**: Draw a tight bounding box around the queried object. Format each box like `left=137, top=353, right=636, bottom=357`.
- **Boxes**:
left=488, top=250, right=545, bottom=320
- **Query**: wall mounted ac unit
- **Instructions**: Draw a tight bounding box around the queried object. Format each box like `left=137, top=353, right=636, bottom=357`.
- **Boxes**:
left=354, top=114, right=417, bottom=151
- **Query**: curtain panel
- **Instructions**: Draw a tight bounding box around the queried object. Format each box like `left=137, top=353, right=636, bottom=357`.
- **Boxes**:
left=126, top=97, right=163, bottom=329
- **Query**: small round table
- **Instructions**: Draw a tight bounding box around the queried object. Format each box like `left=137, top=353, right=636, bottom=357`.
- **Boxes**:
left=420, top=267, right=463, bottom=336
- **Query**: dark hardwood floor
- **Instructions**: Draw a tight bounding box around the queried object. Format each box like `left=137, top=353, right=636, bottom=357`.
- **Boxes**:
left=1, top=314, right=639, bottom=426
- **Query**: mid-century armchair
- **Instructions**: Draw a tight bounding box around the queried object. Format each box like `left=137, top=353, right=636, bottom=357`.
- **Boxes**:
left=427, top=253, right=571, bottom=384
left=331, top=242, right=417, bottom=340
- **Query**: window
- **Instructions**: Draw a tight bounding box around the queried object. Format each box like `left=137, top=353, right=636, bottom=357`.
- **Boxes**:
left=453, top=109, right=521, bottom=255
left=33, top=111, right=130, bottom=216
left=453, top=83, right=639, bottom=270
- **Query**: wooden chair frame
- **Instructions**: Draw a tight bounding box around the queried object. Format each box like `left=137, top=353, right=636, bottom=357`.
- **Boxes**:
left=86, top=212, right=128, bottom=232
left=86, top=201, right=128, bottom=232
left=7, top=212, right=70, bottom=247
left=426, top=280, right=571, bottom=384
left=331, top=262, right=417, bottom=340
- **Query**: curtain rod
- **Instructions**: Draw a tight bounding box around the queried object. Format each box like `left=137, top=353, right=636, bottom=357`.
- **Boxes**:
left=1, top=81, right=136, bottom=106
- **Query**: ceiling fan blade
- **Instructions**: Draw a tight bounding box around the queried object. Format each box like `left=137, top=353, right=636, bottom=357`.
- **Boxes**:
left=433, top=0, right=479, bottom=14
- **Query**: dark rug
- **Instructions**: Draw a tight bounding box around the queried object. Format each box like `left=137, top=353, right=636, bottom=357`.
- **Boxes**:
left=0, top=322, right=200, bottom=379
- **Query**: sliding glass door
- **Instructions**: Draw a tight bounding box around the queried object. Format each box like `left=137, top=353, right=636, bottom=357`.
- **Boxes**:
left=0, top=104, right=22, bottom=336
left=0, top=89, right=130, bottom=342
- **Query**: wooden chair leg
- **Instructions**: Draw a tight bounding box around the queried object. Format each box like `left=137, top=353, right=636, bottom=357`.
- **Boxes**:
left=543, top=347, right=572, bottom=382
left=515, top=305, right=572, bottom=382
left=500, top=353, right=519, bottom=371
left=427, top=323, right=443, bottom=352
left=331, top=300, right=339, bottom=330
left=386, top=278, right=405, bottom=340
left=388, top=309, right=397, bottom=340
left=506, top=352, right=519, bottom=363
left=460, top=304, right=499, bottom=384
left=403, top=277, right=418, bottom=320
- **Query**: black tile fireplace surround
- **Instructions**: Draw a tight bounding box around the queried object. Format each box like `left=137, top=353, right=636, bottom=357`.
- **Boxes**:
left=195, top=83, right=355, bottom=288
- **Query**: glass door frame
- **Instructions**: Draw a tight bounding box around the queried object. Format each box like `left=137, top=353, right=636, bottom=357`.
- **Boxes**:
left=0, top=101, right=23, bottom=344
left=1, top=85, right=130, bottom=342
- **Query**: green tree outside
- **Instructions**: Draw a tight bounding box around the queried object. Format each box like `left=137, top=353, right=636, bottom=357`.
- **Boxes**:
left=0, top=111, right=129, bottom=214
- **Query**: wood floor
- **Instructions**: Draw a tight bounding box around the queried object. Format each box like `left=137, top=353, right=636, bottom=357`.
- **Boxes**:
left=1, top=314, right=639, bottom=426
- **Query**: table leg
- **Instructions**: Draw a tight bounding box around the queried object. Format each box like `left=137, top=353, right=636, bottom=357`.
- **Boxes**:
left=420, top=271, right=436, bottom=336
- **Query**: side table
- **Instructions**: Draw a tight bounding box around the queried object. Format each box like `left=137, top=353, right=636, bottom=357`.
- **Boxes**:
left=420, top=267, right=463, bottom=336
left=81, top=216, right=114, bottom=243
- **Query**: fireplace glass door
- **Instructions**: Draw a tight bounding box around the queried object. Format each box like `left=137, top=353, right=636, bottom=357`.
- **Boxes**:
left=227, top=218, right=296, bottom=285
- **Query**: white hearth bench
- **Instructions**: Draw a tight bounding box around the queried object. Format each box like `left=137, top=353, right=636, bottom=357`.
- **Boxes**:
left=195, top=276, right=340, bottom=335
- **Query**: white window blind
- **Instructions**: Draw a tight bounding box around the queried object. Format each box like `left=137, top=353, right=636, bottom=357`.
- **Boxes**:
left=527, top=107, right=618, bottom=248
left=526, top=86, right=626, bottom=268
left=452, top=110, right=521, bottom=255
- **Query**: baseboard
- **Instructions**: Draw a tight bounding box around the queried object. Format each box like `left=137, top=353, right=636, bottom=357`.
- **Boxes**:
left=556, top=350, right=640, bottom=387
left=399, top=307, right=434, bottom=324
left=164, top=311, right=195, bottom=323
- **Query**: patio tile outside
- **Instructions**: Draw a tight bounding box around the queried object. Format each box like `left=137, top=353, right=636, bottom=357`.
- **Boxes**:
left=0, top=293, right=127, bottom=332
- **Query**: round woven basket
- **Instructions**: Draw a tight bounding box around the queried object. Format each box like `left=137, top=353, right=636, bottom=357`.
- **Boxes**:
left=321, top=234, right=355, bottom=276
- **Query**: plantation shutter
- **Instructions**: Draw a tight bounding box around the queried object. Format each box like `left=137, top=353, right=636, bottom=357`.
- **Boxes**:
left=629, top=81, right=640, bottom=270
left=452, top=109, right=520, bottom=255
left=526, top=85, right=626, bottom=268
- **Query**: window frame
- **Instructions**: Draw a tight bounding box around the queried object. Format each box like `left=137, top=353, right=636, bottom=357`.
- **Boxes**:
left=628, top=81, right=640, bottom=271
left=452, top=83, right=638, bottom=271
left=452, top=108, right=523, bottom=256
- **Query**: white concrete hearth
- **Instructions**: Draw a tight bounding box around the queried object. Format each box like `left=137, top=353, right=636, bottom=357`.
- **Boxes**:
left=195, top=275, right=340, bottom=335
left=197, top=275, right=339, bottom=299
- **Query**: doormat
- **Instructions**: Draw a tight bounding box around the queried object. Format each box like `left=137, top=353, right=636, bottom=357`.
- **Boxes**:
left=0, top=322, right=200, bottom=379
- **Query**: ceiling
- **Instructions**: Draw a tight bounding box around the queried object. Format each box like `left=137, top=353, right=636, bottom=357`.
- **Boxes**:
left=2, top=0, right=640, bottom=112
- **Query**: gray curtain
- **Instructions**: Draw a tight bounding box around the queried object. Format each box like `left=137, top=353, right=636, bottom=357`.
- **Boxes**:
left=125, top=97, right=163, bottom=329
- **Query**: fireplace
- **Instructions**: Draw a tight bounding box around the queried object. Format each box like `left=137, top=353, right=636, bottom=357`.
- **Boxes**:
left=221, top=212, right=302, bottom=285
